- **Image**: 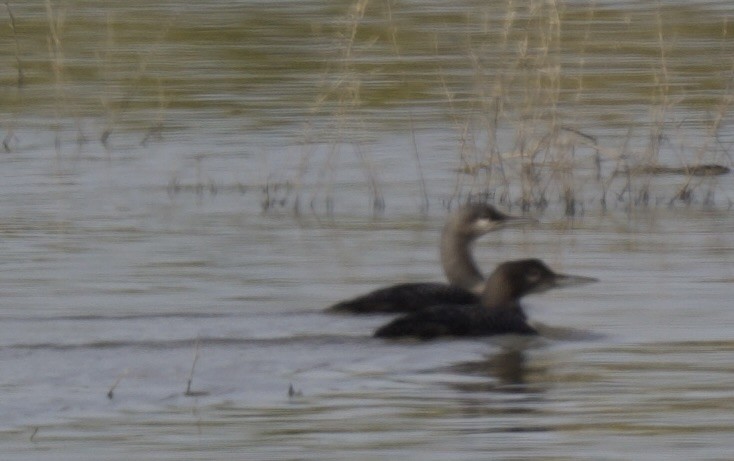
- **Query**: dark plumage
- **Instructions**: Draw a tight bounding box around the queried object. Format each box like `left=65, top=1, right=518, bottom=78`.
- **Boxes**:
left=374, top=259, right=597, bottom=340
left=327, top=204, right=535, bottom=314
left=374, top=302, right=537, bottom=339
left=327, top=283, right=478, bottom=314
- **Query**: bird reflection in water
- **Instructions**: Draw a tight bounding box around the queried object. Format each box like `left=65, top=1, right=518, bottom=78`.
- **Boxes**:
left=447, top=348, right=541, bottom=394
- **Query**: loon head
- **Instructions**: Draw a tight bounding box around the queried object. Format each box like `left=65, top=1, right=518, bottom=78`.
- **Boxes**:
left=482, top=258, right=598, bottom=307
left=449, top=203, right=537, bottom=239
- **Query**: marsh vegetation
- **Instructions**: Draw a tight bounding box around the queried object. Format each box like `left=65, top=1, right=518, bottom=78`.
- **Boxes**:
left=2, top=3, right=734, bottom=460
left=1, top=1, right=731, bottom=216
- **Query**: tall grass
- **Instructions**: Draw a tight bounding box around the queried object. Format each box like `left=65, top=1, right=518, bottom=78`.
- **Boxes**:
left=303, top=0, right=733, bottom=216
left=458, top=1, right=732, bottom=214
left=5, top=1, right=23, bottom=88
left=293, top=0, right=387, bottom=216
left=5, top=1, right=731, bottom=214
left=45, top=0, right=68, bottom=154
left=34, top=2, right=173, bottom=152
left=3, top=2, right=22, bottom=151
left=98, top=15, right=173, bottom=147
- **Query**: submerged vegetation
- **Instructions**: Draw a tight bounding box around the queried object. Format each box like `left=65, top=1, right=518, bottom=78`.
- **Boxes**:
left=1, top=1, right=732, bottom=215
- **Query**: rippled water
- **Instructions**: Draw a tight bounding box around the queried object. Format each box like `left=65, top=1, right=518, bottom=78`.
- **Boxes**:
left=1, top=1, right=734, bottom=460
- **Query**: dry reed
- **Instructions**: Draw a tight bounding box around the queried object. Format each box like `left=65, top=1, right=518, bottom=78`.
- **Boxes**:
left=295, top=0, right=732, bottom=216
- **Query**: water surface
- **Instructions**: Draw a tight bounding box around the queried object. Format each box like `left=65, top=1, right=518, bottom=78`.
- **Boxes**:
left=1, top=1, right=733, bottom=460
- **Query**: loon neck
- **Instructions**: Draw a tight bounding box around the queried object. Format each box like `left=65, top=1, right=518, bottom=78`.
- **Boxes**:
left=439, top=221, right=484, bottom=295
left=480, top=273, right=519, bottom=310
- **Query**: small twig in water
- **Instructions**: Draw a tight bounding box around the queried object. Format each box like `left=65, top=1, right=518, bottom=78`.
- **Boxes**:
left=3, top=130, right=18, bottom=152
left=184, top=337, right=208, bottom=397
left=107, top=369, right=129, bottom=399
left=288, top=383, right=302, bottom=398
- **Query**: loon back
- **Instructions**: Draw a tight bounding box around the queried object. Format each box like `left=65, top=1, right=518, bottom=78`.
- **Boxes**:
left=373, top=302, right=537, bottom=339
left=327, top=283, right=478, bottom=314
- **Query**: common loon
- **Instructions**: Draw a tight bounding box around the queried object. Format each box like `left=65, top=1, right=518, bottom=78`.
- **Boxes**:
left=327, top=204, right=536, bottom=314
left=374, top=258, right=597, bottom=339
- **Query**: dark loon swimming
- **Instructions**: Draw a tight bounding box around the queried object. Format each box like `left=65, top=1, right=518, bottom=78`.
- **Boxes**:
left=374, top=258, right=597, bottom=339
left=327, top=204, right=536, bottom=314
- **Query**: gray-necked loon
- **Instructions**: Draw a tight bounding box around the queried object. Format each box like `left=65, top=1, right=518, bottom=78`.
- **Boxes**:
left=374, top=258, right=597, bottom=339
left=326, top=204, right=536, bottom=314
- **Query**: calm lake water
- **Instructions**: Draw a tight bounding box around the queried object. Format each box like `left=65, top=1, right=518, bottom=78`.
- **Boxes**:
left=1, top=1, right=733, bottom=460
